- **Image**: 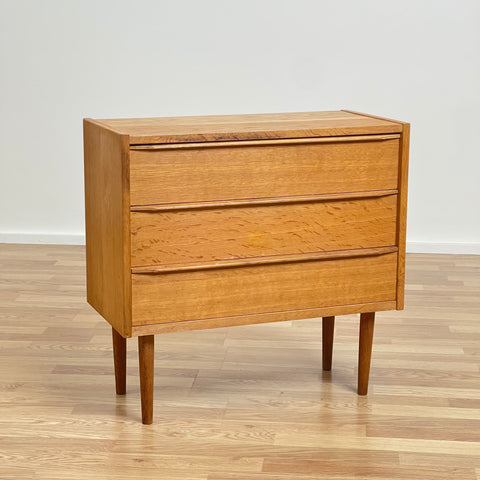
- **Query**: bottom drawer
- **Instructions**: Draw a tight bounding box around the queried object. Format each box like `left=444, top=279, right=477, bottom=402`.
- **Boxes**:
left=131, top=252, right=398, bottom=326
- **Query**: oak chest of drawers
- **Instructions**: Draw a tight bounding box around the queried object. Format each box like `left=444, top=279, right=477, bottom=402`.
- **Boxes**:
left=83, top=110, right=410, bottom=423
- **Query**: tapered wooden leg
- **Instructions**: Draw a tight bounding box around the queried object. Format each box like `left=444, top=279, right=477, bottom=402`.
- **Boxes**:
left=112, top=327, right=126, bottom=395
left=138, top=335, right=154, bottom=424
left=358, top=312, right=375, bottom=395
left=322, top=316, right=335, bottom=371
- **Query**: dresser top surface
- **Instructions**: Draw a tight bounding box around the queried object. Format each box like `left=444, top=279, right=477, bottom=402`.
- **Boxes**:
left=86, top=110, right=404, bottom=145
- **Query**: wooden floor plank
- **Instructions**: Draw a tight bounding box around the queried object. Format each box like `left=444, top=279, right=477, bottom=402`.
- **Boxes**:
left=0, top=245, right=479, bottom=478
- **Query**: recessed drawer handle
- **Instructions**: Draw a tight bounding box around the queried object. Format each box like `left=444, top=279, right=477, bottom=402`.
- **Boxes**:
left=131, top=189, right=398, bottom=212
left=130, top=134, right=400, bottom=151
left=132, top=246, right=398, bottom=275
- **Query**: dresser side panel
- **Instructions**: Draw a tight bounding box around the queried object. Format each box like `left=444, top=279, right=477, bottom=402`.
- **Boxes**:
left=396, top=123, right=410, bottom=309
left=83, top=120, right=130, bottom=337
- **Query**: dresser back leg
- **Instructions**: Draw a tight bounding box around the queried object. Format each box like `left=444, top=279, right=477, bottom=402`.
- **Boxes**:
left=322, top=316, right=335, bottom=371
left=112, top=327, right=126, bottom=395
left=358, top=312, right=375, bottom=395
left=138, top=335, right=155, bottom=424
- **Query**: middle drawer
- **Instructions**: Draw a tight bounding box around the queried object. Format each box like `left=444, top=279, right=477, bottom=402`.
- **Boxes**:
left=130, top=194, right=397, bottom=268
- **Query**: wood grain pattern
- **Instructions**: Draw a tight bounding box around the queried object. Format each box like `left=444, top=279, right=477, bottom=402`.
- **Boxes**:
left=130, top=138, right=400, bottom=205
left=91, top=111, right=403, bottom=144
left=130, top=195, right=398, bottom=268
left=83, top=120, right=131, bottom=337
left=1, top=244, right=479, bottom=479
left=131, top=253, right=398, bottom=326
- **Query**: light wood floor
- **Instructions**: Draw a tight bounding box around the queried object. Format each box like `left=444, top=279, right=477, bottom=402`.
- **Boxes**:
left=0, top=244, right=479, bottom=479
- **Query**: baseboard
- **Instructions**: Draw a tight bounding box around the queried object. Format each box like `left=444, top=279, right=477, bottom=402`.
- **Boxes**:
left=407, top=241, right=480, bottom=255
left=0, top=233, right=86, bottom=245
left=0, top=233, right=479, bottom=255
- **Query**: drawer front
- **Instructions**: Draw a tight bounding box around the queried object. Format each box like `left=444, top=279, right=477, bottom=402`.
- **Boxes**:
left=131, top=253, right=398, bottom=325
left=130, top=138, right=400, bottom=205
left=130, top=195, right=397, bottom=268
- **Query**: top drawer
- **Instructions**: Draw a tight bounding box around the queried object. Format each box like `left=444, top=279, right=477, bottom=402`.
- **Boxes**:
left=129, top=135, right=400, bottom=206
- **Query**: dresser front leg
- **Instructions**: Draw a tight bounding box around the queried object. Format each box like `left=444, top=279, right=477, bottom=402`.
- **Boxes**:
left=322, top=316, right=335, bottom=371
left=138, top=335, right=154, bottom=424
left=358, top=312, right=375, bottom=395
left=112, top=327, right=126, bottom=395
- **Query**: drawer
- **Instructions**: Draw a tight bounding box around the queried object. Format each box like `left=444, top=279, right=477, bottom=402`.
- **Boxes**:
left=130, top=194, right=397, bottom=268
left=129, top=137, right=400, bottom=205
left=131, top=252, right=398, bottom=325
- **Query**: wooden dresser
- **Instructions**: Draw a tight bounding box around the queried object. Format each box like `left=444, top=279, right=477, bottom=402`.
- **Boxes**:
left=83, top=110, right=410, bottom=424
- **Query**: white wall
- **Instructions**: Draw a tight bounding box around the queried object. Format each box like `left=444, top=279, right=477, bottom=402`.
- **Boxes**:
left=1, top=0, right=479, bottom=253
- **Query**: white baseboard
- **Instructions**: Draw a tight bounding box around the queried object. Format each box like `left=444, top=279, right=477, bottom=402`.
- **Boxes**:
left=0, top=233, right=479, bottom=255
left=406, top=241, right=480, bottom=255
left=0, top=233, right=86, bottom=245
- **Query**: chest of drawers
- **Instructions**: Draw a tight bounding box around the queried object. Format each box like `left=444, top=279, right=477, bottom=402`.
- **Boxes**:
left=83, top=110, right=410, bottom=423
